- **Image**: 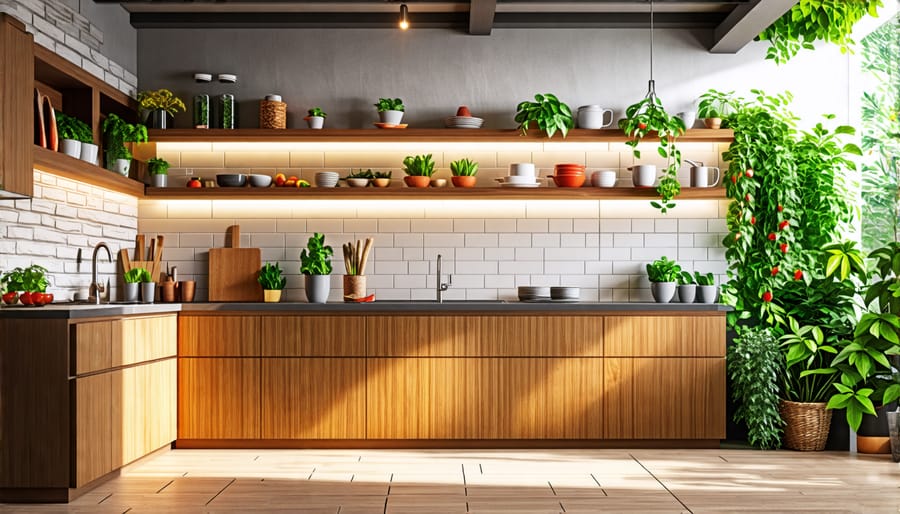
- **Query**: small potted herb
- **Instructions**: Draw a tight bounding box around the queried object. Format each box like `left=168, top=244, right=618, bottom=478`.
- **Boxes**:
left=137, top=88, right=186, bottom=129
left=375, top=97, right=405, bottom=125
left=305, top=107, right=327, bottom=129
left=646, top=257, right=681, bottom=303
left=55, top=112, right=94, bottom=161
left=258, top=262, right=287, bottom=303
left=697, top=90, right=737, bottom=129
left=372, top=170, right=392, bottom=188
left=514, top=93, right=574, bottom=139
left=102, top=113, right=148, bottom=177
left=694, top=271, right=718, bottom=303
left=300, top=233, right=333, bottom=304
left=450, top=158, right=478, bottom=188
left=402, top=154, right=435, bottom=188
left=147, top=157, right=170, bottom=188
left=123, top=267, right=147, bottom=303
left=1, top=265, right=52, bottom=306
left=140, top=268, right=156, bottom=304
left=345, top=169, right=374, bottom=187
left=677, top=270, right=697, bottom=304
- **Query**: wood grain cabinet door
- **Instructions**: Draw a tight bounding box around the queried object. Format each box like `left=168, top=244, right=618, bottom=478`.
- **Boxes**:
left=73, top=371, right=122, bottom=487
left=178, top=358, right=260, bottom=439
left=122, top=315, right=178, bottom=365
left=604, top=316, right=725, bottom=357
left=122, top=359, right=177, bottom=464
left=261, top=358, right=366, bottom=439
left=260, top=316, right=365, bottom=357
left=72, top=320, right=121, bottom=375
left=179, top=315, right=260, bottom=357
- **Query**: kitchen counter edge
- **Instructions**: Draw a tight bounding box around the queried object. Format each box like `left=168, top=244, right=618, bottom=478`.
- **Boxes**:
left=0, top=303, right=183, bottom=319
left=180, top=302, right=730, bottom=313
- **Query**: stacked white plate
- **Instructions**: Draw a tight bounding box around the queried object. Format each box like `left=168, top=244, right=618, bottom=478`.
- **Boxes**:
left=444, top=116, right=484, bottom=129
left=550, top=287, right=580, bottom=301
left=495, top=176, right=541, bottom=188
left=315, top=171, right=340, bottom=187
left=518, top=286, right=550, bottom=301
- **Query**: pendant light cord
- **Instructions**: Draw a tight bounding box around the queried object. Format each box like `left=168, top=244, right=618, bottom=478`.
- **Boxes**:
left=646, top=0, right=656, bottom=101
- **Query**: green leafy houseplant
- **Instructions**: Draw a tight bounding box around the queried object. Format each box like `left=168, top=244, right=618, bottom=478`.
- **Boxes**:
left=646, top=257, right=681, bottom=283
left=374, top=98, right=404, bottom=112
left=728, top=327, right=784, bottom=449
left=374, top=171, right=392, bottom=179
left=618, top=96, right=685, bottom=213
left=758, top=0, right=883, bottom=64
left=402, top=154, right=436, bottom=177
left=102, top=113, right=148, bottom=162
left=258, top=262, right=287, bottom=290
left=678, top=271, right=696, bottom=285
left=514, top=93, right=574, bottom=139
left=55, top=112, right=93, bottom=143
left=307, top=107, right=327, bottom=118
left=300, top=233, right=333, bottom=276
left=695, top=272, right=715, bottom=286
left=450, top=158, right=478, bottom=177
left=697, top=90, right=739, bottom=122
left=147, top=157, right=170, bottom=176
left=1, top=265, right=48, bottom=292
left=124, top=268, right=151, bottom=284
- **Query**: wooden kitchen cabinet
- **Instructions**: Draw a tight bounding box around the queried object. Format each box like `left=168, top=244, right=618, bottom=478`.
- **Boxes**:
left=260, top=315, right=365, bottom=356
left=0, top=15, right=33, bottom=198
left=122, top=359, right=177, bottom=464
left=178, top=358, right=260, bottom=439
left=604, top=315, right=726, bottom=357
left=73, top=371, right=122, bottom=487
left=179, top=315, right=260, bottom=356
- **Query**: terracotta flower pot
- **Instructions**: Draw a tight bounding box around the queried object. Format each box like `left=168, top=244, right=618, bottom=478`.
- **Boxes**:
left=372, top=178, right=391, bottom=188
left=704, top=117, right=722, bottom=129
left=404, top=176, right=430, bottom=188
left=451, top=176, right=477, bottom=188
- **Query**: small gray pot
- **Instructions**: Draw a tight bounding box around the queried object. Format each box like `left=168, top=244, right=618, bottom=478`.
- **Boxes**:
left=698, top=285, right=719, bottom=304
left=678, top=284, right=697, bottom=304
left=141, top=282, right=156, bottom=304
left=307, top=116, right=325, bottom=129
left=305, top=274, right=331, bottom=304
left=60, top=139, right=82, bottom=158
left=888, top=410, right=900, bottom=462
left=650, top=281, right=676, bottom=303
left=111, top=158, right=130, bottom=177
left=123, top=282, right=139, bottom=302
left=150, top=174, right=168, bottom=187
left=378, top=110, right=404, bottom=125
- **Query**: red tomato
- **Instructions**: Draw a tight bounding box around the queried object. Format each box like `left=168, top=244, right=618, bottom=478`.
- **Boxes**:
left=771, top=266, right=779, bottom=276
left=745, top=194, right=752, bottom=203
left=187, top=178, right=202, bottom=188
left=779, top=220, right=789, bottom=230
left=762, top=291, right=773, bottom=302
left=31, top=293, right=46, bottom=306
left=45, top=293, right=54, bottom=304
left=750, top=216, right=756, bottom=225
left=731, top=175, right=738, bottom=184
left=777, top=205, right=784, bottom=212
left=18, top=291, right=33, bottom=305
left=794, top=269, right=803, bottom=280
left=745, top=169, right=754, bottom=178
left=780, top=243, right=789, bottom=254
left=638, top=123, right=647, bottom=130
left=768, top=232, right=777, bottom=241
left=2, top=291, right=18, bottom=305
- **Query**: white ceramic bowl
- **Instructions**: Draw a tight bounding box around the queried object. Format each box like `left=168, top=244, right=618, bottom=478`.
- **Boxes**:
left=315, top=171, right=340, bottom=187
left=248, top=174, right=273, bottom=187
left=347, top=178, right=369, bottom=187
left=591, top=170, right=617, bottom=188
left=509, top=163, right=536, bottom=177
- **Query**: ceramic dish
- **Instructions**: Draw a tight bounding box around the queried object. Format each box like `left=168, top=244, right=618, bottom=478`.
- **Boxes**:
left=248, top=174, right=273, bottom=187
left=374, top=123, right=408, bottom=129
left=346, top=178, right=369, bottom=187
left=216, top=174, right=247, bottom=187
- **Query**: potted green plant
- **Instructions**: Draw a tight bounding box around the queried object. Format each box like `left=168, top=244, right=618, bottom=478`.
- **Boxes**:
left=345, top=169, right=373, bottom=188
left=697, top=90, right=738, bottom=129
left=147, top=157, right=170, bottom=188
left=55, top=112, right=93, bottom=160
left=372, top=170, right=392, bottom=188
left=258, top=262, right=287, bottom=303
left=695, top=272, right=718, bottom=304
left=727, top=327, right=783, bottom=449
left=2, top=265, right=51, bottom=306
left=402, top=154, right=435, bottom=188
left=300, top=232, right=333, bottom=304
left=140, top=267, right=156, bottom=304
left=137, top=88, right=186, bottom=129
left=514, top=93, right=574, bottom=139
left=375, top=98, right=404, bottom=125
left=646, top=257, right=681, bottom=303
left=1, top=268, right=20, bottom=305
left=677, top=271, right=697, bottom=304
left=102, top=113, right=148, bottom=177
left=123, top=267, right=147, bottom=303
left=305, top=107, right=327, bottom=129
left=450, top=158, right=478, bottom=188
left=618, top=96, right=685, bottom=213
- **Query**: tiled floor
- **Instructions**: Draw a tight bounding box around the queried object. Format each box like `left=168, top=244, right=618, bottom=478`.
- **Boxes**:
left=3, top=449, right=899, bottom=513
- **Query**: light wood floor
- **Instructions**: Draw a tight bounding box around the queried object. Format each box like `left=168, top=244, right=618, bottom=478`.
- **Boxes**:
left=2, top=449, right=899, bottom=513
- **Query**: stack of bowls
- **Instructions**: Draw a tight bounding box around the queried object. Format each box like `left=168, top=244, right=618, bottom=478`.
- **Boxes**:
left=550, top=287, right=580, bottom=301
left=518, top=286, right=550, bottom=301
left=550, top=163, right=586, bottom=188
left=315, top=171, right=340, bottom=188
left=497, top=163, right=540, bottom=187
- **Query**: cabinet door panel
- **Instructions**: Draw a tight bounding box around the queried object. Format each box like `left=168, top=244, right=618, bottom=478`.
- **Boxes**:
left=604, top=316, right=725, bottom=357
left=260, top=316, right=365, bottom=357
left=366, top=358, right=421, bottom=438
left=122, top=315, right=178, bottom=365
left=178, top=358, right=260, bottom=439
left=179, top=316, right=259, bottom=357
left=73, top=321, right=120, bottom=375
left=122, top=359, right=176, bottom=464
left=261, top=358, right=365, bottom=438
left=74, top=371, right=122, bottom=487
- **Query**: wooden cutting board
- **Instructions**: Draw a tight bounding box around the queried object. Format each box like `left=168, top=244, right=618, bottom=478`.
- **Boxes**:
left=209, top=225, right=261, bottom=302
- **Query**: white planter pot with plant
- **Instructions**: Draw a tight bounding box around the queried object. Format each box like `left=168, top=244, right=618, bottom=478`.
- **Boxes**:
left=102, top=113, right=148, bottom=178
left=55, top=111, right=93, bottom=160
left=148, top=157, right=170, bottom=188
left=123, top=268, right=147, bottom=303
left=305, top=107, right=327, bottom=129
left=300, top=232, right=333, bottom=304
left=647, top=256, right=681, bottom=303
left=258, top=262, right=286, bottom=303
left=375, top=97, right=405, bottom=125
left=695, top=272, right=718, bottom=303
left=80, top=142, right=99, bottom=165
left=677, top=271, right=697, bottom=303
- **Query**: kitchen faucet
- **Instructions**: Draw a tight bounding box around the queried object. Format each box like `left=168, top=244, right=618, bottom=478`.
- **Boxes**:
left=89, top=242, right=112, bottom=304
left=436, top=254, right=452, bottom=303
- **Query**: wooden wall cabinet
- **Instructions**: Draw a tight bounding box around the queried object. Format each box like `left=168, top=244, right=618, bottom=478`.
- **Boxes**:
left=0, top=14, right=34, bottom=198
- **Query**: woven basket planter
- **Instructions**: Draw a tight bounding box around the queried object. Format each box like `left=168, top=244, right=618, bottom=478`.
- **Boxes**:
left=779, top=399, right=832, bottom=451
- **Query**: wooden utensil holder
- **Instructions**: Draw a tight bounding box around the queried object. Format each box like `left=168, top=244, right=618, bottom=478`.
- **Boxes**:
left=343, top=275, right=366, bottom=300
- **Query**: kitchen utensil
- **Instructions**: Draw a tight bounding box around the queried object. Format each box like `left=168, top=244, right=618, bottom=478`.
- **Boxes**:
left=518, top=286, right=550, bottom=301
left=551, top=286, right=580, bottom=300
left=248, top=174, right=273, bottom=187
left=592, top=170, right=617, bottom=187
left=629, top=165, right=657, bottom=187
left=160, top=281, right=176, bottom=302
left=498, top=175, right=538, bottom=185
left=690, top=166, right=721, bottom=187
left=577, top=106, right=614, bottom=129
left=123, top=234, right=164, bottom=281
left=216, top=174, right=247, bottom=187
left=208, top=225, right=262, bottom=302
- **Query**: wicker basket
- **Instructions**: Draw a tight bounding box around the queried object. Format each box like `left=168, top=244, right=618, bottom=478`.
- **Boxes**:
left=259, top=99, right=287, bottom=129
left=779, top=399, right=832, bottom=451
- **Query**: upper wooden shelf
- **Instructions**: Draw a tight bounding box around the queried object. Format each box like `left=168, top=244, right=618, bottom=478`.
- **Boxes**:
left=33, top=146, right=146, bottom=197
left=144, top=185, right=726, bottom=201
left=148, top=128, right=735, bottom=144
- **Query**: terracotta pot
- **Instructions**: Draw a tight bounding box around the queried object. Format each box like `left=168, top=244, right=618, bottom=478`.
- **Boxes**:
left=404, top=176, right=430, bottom=188
left=178, top=280, right=195, bottom=302
left=160, top=281, right=176, bottom=302
left=263, top=289, right=282, bottom=303
left=857, top=402, right=897, bottom=454
left=343, top=275, right=366, bottom=300
left=451, top=176, right=477, bottom=188
left=704, top=117, right=722, bottom=129
left=372, top=178, right=391, bottom=188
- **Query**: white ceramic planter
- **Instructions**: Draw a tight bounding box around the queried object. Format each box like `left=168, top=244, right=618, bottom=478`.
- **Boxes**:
left=379, top=110, right=404, bottom=125
left=698, top=285, right=718, bottom=304
left=677, top=284, right=697, bottom=304
left=123, top=282, right=139, bottom=303
left=141, top=282, right=156, bottom=304
left=80, top=143, right=99, bottom=165
left=305, top=274, right=331, bottom=304
left=60, top=139, right=82, bottom=158
left=150, top=174, right=168, bottom=188
left=111, top=158, right=130, bottom=177
left=650, top=282, right=677, bottom=303
left=307, top=116, right=325, bottom=129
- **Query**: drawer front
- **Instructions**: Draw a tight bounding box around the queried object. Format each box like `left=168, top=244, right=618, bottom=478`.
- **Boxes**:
left=72, top=321, right=121, bottom=375
left=603, top=315, right=725, bottom=357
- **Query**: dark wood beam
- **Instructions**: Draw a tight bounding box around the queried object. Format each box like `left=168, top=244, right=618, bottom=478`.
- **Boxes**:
left=468, top=0, right=496, bottom=35
left=710, top=0, right=796, bottom=53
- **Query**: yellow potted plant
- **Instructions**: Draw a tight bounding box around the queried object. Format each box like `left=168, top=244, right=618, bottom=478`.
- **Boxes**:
left=137, top=88, right=186, bottom=129
left=258, top=262, right=286, bottom=303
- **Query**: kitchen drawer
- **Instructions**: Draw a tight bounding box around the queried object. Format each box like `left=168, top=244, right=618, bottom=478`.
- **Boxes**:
left=179, top=315, right=260, bottom=357
left=260, top=316, right=365, bottom=356
left=603, top=315, right=725, bottom=357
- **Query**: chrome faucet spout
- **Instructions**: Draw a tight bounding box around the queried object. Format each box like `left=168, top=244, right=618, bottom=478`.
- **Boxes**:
left=90, top=242, right=112, bottom=304
left=436, top=254, right=452, bottom=303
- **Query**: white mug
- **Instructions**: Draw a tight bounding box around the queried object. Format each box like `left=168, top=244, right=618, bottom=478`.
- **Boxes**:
left=690, top=166, right=720, bottom=187
left=629, top=165, right=657, bottom=187
left=577, top=106, right=614, bottom=129
left=509, top=163, right=535, bottom=177
left=676, top=111, right=697, bottom=129
left=592, top=170, right=617, bottom=188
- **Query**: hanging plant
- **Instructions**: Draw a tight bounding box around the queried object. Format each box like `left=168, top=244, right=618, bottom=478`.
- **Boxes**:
left=619, top=92, right=685, bottom=213
left=758, top=0, right=883, bottom=64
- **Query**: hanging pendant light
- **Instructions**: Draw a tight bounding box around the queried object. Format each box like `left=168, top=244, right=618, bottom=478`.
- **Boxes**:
left=644, top=0, right=657, bottom=104
left=399, top=3, right=410, bottom=30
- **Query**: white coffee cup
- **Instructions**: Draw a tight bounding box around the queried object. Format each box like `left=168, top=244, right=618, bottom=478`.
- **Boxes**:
left=690, top=166, right=720, bottom=187
left=592, top=170, right=617, bottom=188
left=676, top=111, right=697, bottom=129
left=577, top=106, right=614, bottom=129
left=504, top=175, right=536, bottom=185
left=509, top=163, right=536, bottom=177
left=629, top=165, right=657, bottom=187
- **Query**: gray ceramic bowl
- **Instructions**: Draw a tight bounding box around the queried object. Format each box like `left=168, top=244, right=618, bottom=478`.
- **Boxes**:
left=248, top=174, right=273, bottom=187
left=216, top=174, right=247, bottom=187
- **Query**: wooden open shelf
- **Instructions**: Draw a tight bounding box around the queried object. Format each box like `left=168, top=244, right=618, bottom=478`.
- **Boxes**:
left=148, top=128, right=734, bottom=144
left=33, top=146, right=146, bottom=197
left=144, top=185, right=726, bottom=201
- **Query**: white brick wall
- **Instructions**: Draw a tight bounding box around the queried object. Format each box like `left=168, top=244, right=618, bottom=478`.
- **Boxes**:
left=0, top=171, right=138, bottom=300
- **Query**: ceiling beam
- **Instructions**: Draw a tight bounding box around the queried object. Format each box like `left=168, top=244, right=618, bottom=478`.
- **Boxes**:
left=468, top=0, right=496, bottom=35
left=709, top=0, right=796, bottom=53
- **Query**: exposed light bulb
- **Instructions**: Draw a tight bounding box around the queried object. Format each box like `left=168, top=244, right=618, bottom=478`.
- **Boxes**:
left=399, top=3, right=409, bottom=30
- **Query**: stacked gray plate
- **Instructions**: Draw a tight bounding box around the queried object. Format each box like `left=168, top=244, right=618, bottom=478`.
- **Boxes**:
left=518, top=286, right=550, bottom=301
left=444, top=116, right=484, bottom=129
left=551, top=287, right=580, bottom=301
left=315, top=171, right=340, bottom=187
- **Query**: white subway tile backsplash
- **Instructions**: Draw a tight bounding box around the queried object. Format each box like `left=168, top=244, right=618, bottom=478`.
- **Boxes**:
left=600, top=219, right=632, bottom=233
left=548, top=219, right=573, bottom=233
left=560, top=234, right=586, bottom=248
left=516, top=219, right=549, bottom=233
left=613, top=234, right=644, bottom=248
left=645, top=234, right=677, bottom=248
left=485, top=247, right=515, bottom=261
left=424, top=233, right=465, bottom=247
left=456, top=248, right=484, bottom=261
left=532, top=233, right=560, bottom=248
left=464, top=233, right=499, bottom=247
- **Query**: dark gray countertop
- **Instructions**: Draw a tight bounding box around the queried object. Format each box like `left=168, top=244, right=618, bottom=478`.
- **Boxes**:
left=0, top=303, right=182, bottom=319
left=181, top=301, right=730, bottom=313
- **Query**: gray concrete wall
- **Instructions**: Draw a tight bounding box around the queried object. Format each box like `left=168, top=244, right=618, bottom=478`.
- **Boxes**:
left=137, top=27, right=851, bottom=129
left=78, top=0, right=136, bottom=72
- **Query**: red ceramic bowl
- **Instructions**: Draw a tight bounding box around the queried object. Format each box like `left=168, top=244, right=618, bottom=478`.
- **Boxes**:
left=554, top=169, right=585, bottom=175
left=552, top=174, right=586, bottom=188
left=555, top=163, right=584, bottom=168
